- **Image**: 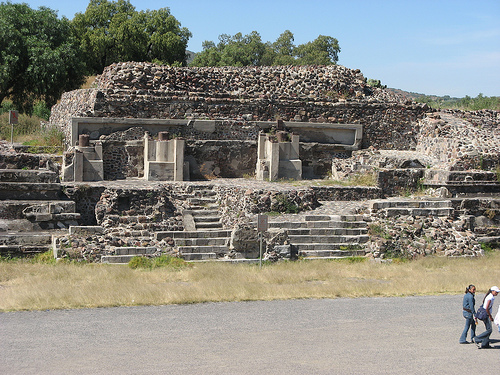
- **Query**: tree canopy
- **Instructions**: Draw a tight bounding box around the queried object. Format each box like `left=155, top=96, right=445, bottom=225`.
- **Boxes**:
left=71, top=0, right=192, bottom=74
left=190, top=30, right=340, bottom=67
left=0, top=2, right=86, bottom=113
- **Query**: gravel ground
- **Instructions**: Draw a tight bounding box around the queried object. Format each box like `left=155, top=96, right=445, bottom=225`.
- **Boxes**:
left=1, top=295, right=499, bottom=374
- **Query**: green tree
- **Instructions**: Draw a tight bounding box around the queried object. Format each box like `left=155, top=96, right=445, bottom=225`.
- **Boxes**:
left=367, top=79, right=386, bottom=89
left=191, top=31, right=340, bottom=67
left=270, top=30, right=296, bottom=66
left=294, top=35, right=340, bottom=65
left=219, top=31, right=266, bottom=66
left=72, top=0, right=192, bottom=74
left=0, top=2, right=86, bottom=113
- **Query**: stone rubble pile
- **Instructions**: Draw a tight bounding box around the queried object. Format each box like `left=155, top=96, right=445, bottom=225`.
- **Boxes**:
left=94, top=62, right=404, bottom=103
left=366, top=213, right=482, bottom=258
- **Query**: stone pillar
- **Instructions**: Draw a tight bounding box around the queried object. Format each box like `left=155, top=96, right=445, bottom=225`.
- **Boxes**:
left=79, top=134, right=89, bottom=147
left=174, top=138, right=184, bottom=181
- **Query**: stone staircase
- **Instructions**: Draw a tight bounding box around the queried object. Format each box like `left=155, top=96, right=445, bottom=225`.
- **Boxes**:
left=101, top=184, right=231, bottom=263
left=269, top=214, right=369, bottom=259
left=181, top=185, right=222, bottom=231
left=170, top=184, right=230, bottom=261
left=0, top=168, right=80, bottom=258
left=369, top=198, right=454, bottom=218
left=155, top=229, right=231, bottom=261
left=423, top=170, right=500, bottom=196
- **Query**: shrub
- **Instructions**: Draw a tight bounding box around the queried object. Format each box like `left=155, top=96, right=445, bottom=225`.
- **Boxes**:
left=271, top=193, right=299, bottom=214
left=31, top=250, right=56, bottom=264
left=152, top=254, right=189, bottom=270
left=128, top=254, right=189, bottom=270
left=128, top=256, right=153, bottom=269
left=32, top=101, right=51, bottom=121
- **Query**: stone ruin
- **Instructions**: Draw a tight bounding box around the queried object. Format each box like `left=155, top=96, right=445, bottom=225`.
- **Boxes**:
left=1, top=62, right=500, bottom=262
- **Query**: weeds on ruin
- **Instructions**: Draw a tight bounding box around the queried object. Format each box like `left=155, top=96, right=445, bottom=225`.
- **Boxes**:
left=128, top=255, right=190, bottom=270
left=271, top=193, right=299, bottom=214
left=368, top=224, right=392, bottom=240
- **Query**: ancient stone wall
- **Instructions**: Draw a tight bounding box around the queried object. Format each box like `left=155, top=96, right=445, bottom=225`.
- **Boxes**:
left=416, top=110, right=500, bottom=171
left=377, top=169, right=425, bottom=197
left=50, top=62, right=429, bottom=151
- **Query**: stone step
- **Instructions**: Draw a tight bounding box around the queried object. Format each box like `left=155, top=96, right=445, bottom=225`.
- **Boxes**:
left=178, top=245, right=229, bottom=254
left=424, top=170, right=499, bottom=183
left=174, top=237, right=228, bottom=246
left=370, top=200, right=452, bottom=210
left=181, top=252, right=218, bottom=261
left=113, top=247, right=157, bottom=256
left=195, top=222, right=223, bottom=229
left=299, top=249, right=365, bottom=258
left=422, top=182, right=500, bottom=195
left=268, top=221, right=306, bottom=229
left=188, top=197, right=217, bottom=205
left=303, top=215, right=332, bottom=221
left=287, top=228, right=368, bottom=236
left=268, top=220, right=368, bottom=229
left=186, top=186, right=216, bottom=194
left=24, top=212, right=81, bottom=222
left=0, top=233, right=53, bottom=245
left=188, top=205, right=218, bottom=211
left=0, top=169, right=59, bottom=183
left=330, top=214, right=366, bottom=222
left=0, top=200, right=77, bottom=219
left=477, top=236, right=500, bottom=244
left=288, top=235, right=369, bottom=244
left=0, top=182, right=63, bottom=200
left=383, top=208, right=453, bottom=217
left=0, top=244, right=51, bottom=257
left=155, top=230, right=232, bottom=240
left=306, top=220, right=368, bottom=228
left=294, top=243, right=366, bottom=251
left=184, top=209, right=219, bottom=216
left=101, top=255, right=136, bottom=264
left=194, top=216, right=221, bottom=223
left=0, top=219, right=38, bottom=232
left=299, top=256, right=364, bottom=261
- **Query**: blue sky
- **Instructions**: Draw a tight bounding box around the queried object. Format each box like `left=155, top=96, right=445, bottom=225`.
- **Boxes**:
left=21, top=0, right=500, bottom=97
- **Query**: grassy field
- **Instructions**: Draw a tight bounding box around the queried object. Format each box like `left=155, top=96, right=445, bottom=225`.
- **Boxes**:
left=2, top=252, right=500, bottom=312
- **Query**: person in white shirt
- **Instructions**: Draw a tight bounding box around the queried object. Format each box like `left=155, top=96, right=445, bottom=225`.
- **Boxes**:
left=474, top=285, right=500, bottom=349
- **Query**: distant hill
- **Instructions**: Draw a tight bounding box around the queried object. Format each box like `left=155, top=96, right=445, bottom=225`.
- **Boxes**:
left=386, top=88, right=499, bottom=111
left=385, top=88, right=459, bottom=102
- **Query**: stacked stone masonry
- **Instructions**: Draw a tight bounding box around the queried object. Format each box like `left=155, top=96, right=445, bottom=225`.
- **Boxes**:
left=50, top=62, right=429, bottom=151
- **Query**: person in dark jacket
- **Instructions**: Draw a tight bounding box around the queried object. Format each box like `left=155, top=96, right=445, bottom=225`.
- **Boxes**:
left=460, top=284, right=476, bottom=344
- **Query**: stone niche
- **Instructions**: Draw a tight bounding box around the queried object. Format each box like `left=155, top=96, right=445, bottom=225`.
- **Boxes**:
left=144, top=132, right=184, bottom=181
left=256, top=131, right=302, bottom=181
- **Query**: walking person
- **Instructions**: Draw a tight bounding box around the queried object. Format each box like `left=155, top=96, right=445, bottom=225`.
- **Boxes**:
left=474, top=286, right=500, bottom=349
left=459, top=284, right=476, bottom=344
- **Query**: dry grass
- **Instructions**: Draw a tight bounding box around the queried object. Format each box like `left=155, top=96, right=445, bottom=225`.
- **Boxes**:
left=81, top=76, right=97, bottom=89
left=1, top=253, right=500, bottom=311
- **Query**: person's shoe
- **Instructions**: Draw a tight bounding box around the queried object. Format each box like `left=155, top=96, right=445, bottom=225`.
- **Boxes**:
left=476, top=341, right=482, bottom=349
left=459, top=341, right=469, bottom=344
